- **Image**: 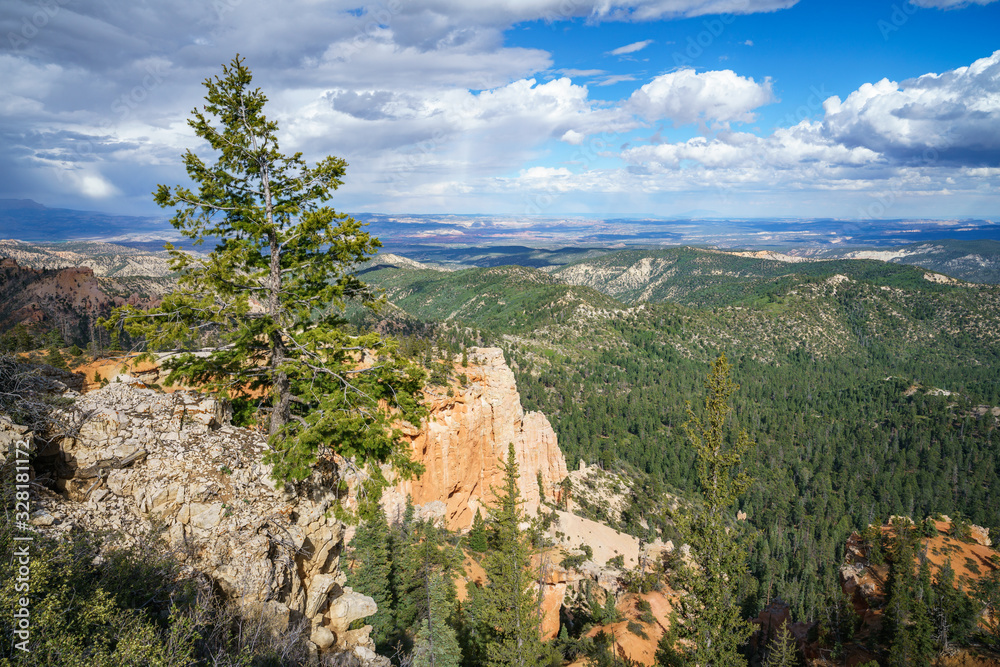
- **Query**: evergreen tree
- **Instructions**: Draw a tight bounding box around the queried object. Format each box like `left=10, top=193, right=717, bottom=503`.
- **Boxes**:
left=468, top=509, right=489, bottom=553
left=346, top=482, right=395, bottom=652
left=102, top=55, right=426, bottom=485
left=882, top=529, right=933, bottom=667
left=763, top=624, right=798, bottom=667
left=44, top=345, right=69, bottom=370
left=413, top=571, right=463, bottom=667
left=473, top=442, right=543, bottom=667
left=393, top=515, right=461, bottom=645
left=975, top=568, right=1000, bottom=650
left=930, top=562, right=976, bottom=651
left=661, top=353, right=755, bottom=667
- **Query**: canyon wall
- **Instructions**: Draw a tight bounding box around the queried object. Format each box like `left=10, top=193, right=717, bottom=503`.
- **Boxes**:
left=389, top=347, right=569, bottom=530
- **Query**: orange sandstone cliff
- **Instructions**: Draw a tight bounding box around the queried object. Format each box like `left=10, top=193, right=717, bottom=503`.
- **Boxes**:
left=388, top=347, right=568, bottom=531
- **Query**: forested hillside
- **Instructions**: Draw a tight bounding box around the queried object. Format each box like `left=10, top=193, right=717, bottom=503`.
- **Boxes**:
left=357, top=247, right=1000, bottom=624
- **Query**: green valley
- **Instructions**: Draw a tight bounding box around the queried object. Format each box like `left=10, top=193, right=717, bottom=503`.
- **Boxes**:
left=357, top=247, right=1000, bottom=624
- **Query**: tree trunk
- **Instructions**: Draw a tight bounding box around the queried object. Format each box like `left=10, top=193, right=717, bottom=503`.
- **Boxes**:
left=265, top=220, right=289, bottom=436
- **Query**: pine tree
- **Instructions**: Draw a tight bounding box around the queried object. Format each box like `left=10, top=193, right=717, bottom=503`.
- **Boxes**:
left=468, top=509, right=489, bottom=553
left=931, top=562, right=977, bottom=651
left=661, top=353, right=755, bottom=667
left=473, top=442, right=543, bottom=667
left=882, top=530, right=933, bottom=667
left=977, top=567, right=1000, bottom=649
left=45, top=345, right=69, bottom=370
left=102, top=55, right=426, bottom=485
left=413, top=571, right=463, bottom=667
left=763, top=624, right=798, bottom=667
left=347, top=483, right=395, bottom=652
left=393, top=516, right=461, bottom=645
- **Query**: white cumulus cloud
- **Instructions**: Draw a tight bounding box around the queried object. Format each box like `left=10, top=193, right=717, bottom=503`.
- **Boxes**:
left=627, top=68, right=774, bottom=125
left=821, top=50, right=1000, bottom=165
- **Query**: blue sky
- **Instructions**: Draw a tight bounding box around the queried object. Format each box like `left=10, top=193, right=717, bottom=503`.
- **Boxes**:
left=1, top=0, right=999, bottom=221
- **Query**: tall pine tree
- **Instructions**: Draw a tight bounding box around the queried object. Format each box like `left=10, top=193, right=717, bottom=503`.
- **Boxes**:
left=659, top=353, right=755, bottom=667
left=102, top=55, right=426, bottom=485
left=413, top=571, right=463, bottom=667
left=763, top=624, right=798, bottom=667
left=882, top=523, right=933, bottom=667
left=346, top=481, right=395, bottom=652
left=473, top=442, right=543, bottom=667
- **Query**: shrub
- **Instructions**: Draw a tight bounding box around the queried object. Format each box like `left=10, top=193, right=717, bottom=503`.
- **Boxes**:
left=626, top=620, right=648, bottom=639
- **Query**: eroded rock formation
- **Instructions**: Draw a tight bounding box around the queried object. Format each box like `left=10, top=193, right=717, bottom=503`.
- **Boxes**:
left=387, top=347, right=569, bottom=530
left=8, top=347, right=572, bottom=663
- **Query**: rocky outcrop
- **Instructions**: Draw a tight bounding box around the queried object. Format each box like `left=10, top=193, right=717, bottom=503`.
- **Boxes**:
left=0, top=256, right=164, bottom=344
left=23, top=379, right=386, bottom=665
left=11, top=347, right=571, bottom=662
left=840, top=517, right=1000, bottom=643
left=388, top=347, right=568, bottom=530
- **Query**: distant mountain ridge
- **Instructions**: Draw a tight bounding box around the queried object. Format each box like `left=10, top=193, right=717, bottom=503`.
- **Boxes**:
left=551, top=246, right=971, bottom=307
left=805, top=239, right=1000, bottom=284
left=0, top=199, right=175, bottom=242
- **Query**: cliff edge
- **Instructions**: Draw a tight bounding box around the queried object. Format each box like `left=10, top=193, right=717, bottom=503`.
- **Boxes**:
left=389, top=347, right=569, bottom=530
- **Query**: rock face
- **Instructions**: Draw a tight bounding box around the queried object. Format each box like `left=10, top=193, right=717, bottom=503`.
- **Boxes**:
left=13, top=347, right=570, bottom=663
left=25, top=379, right=386, bottom=665
left=389, top=347, right=568, bottom=530
left=0, top=256, right=164, bottom=343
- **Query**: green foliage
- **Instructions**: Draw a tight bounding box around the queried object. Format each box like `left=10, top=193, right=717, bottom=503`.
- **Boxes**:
left=976, top=567, right=1000, bottom=649
left=467, top=509, right=489, bottom=553
left=763, top=624, right=798, bottom=667
left=560, top=552, right=587, bottom=571
left=471, top=443, right=543, bottom=667
left=881, top=533, right=934, bottom=667
left=0, top=324, right=35, bottom=353
left=931, top=562, right=978, bottom=651
left=412, top=572, right=462, bottom=667
left=357, top=246, right=1000, bottom=639
left=44, top=345, right=69, bottom=370
left=553, top=247, right=959, bottom=308
left=666, top=354, right=755, bottom=667
left=390, top=505, right=462, bottom=650
left=627, top=619, right=648, bottom=639
left=101, top=55, right=426, bottom=486
left=346, top=480, right=395, bottom=651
